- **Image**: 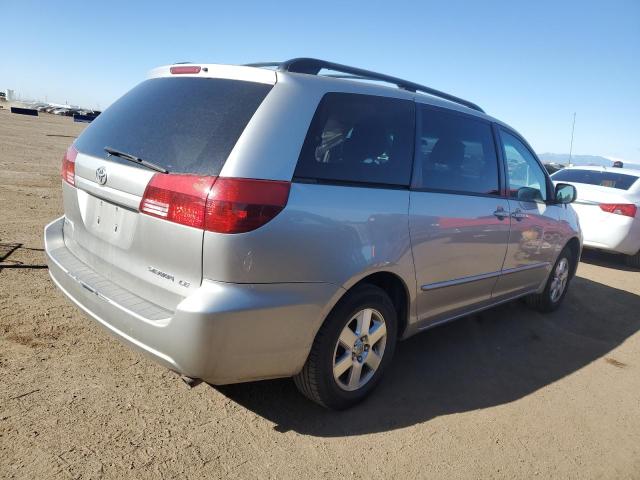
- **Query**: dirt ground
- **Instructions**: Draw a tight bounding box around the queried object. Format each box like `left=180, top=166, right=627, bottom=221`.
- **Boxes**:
left=1, top=109, right=639, bottom=479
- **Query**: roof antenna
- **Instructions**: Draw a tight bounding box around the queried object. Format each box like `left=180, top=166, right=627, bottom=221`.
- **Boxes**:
left=568, top=112, right=576, bottom=167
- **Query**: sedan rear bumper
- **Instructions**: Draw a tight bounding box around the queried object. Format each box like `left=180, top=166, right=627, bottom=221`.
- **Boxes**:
left=45, top=216, right=343, bottom=384
left=572, top=203, right=640, bottom=256
left=582, top=223, right=640, bottom=256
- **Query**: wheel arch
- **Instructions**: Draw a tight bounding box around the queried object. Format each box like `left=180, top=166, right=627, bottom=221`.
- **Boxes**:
left=335, top=271, right=411, bottom=339
left=564, top=236, right=582, bottom=278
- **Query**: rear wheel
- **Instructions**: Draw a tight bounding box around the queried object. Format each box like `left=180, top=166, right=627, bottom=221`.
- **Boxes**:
left=526, top=247, right=573, bottom=312
left=625, top=251, right=640, bottom=269
left=294, top=284, right=397, bottom=410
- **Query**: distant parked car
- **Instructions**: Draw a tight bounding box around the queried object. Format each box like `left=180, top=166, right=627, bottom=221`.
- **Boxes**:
left=552, top=166, right=640, bottom=267
left=544, top=163, right=565, bottom=175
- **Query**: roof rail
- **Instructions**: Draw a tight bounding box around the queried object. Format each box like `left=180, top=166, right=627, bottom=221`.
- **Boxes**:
left=245, top=57, right=484, bottom=113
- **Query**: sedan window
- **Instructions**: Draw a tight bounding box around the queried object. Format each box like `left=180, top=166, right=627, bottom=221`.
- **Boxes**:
left=552, top=169, right=639, bottom=190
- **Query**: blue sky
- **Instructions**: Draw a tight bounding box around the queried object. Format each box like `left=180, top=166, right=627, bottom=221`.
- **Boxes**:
left=2, top=0, right=639, bottom=162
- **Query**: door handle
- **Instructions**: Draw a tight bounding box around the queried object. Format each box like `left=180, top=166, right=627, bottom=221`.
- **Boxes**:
left=493, top=207, right=507, bottom=220
left=511, top=209, right=527, bottom=221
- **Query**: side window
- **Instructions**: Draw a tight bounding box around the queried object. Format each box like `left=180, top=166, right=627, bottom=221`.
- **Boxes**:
left=295, top=93, right=415, bottom=186
left=501, top=130, right=548, bottom=202
left=415, top=106, right=500, bottom=195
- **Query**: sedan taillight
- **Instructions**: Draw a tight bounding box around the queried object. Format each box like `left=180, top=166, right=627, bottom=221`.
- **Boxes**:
left=599, top=203, right=637, bottom=218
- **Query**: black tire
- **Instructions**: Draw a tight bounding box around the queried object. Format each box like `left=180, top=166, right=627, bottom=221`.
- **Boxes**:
left=526, top=247, right=574, bottom=313
left=625, top=251, right=640, bottom=269
left=293, top=284, right=398, bottom=410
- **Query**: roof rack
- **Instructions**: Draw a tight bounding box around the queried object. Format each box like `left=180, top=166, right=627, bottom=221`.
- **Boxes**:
left=244, top=57, right=484, bottom=113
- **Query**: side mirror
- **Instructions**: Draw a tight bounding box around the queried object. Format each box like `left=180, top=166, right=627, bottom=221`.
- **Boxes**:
left=555, top=183, right=577, bottom=204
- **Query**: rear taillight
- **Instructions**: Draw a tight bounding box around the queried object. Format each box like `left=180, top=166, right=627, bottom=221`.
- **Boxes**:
left=140, top=174, right=216, bottom=228
left=205, top=178, right=290, bottom=233
left=139, top=175, right=290, bottom=233
left=170, top=65, right=201, bottom=74
left=61, top=145, right=78, bottom=186
left=599, top=203, right=637, bottom=218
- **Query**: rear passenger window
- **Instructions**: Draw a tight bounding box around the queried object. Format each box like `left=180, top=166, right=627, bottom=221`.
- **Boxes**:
left=295, top=93, right=415, bottom=187
left=414, top=106, right=500, bottom=195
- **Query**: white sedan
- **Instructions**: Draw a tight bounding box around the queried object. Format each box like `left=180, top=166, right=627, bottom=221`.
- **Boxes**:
left=551, top=166, right=640, bottom=267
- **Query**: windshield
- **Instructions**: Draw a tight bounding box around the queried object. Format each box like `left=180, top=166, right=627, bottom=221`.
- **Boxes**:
left=552, top=169, right=639, bottom=190
left=74, top=77, right=272, bottom=175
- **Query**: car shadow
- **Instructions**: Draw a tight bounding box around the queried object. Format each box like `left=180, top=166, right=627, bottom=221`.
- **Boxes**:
left=580, top=249, right=638, bottom=272
left=215, top=276, right=640, bottom=436
left=0, top=242, right=47, bottom=272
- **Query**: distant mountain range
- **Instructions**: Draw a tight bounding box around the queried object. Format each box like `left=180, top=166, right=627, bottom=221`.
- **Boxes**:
left=538, top=153, right=639, bottom=168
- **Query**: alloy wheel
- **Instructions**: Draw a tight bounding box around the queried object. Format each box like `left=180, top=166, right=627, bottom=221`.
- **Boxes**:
left=550, top=257, right=569, bottom=302
left=332, top=308, right=387, bottom=391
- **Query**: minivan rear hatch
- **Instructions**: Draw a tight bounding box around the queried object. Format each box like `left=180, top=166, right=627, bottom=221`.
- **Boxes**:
left=62, top=69, right=274, bottom=310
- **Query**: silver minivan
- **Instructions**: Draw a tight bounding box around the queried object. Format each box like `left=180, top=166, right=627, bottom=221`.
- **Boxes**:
left=45, top=59, right=582, bottom=409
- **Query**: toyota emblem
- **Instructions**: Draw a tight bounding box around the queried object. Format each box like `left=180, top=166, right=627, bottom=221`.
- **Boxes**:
left=95, top=167, right=107, bottom=185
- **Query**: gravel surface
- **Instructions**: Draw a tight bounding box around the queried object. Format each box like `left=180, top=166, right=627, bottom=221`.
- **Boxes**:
left=1, top=109, right=639, bottom=479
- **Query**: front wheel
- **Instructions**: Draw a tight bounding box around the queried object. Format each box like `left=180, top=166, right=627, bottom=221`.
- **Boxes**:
left=293, top=284, right=397, bottom=410
left=526, top=247, right=574, bottom=312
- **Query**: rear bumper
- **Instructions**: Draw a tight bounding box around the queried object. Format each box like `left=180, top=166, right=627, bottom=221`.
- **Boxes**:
left=575, top=206, right=640, bottom=256
left=582, top=226, right=640, bottom=256
left=45, top=216, right=344, bottom=384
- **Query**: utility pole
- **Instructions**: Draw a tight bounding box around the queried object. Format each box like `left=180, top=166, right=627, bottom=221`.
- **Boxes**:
left=568, top=112, right=576, bottom=166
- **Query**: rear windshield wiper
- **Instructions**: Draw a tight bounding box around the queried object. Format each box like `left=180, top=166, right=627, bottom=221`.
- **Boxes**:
left=104, top=146, right=169, bottom=174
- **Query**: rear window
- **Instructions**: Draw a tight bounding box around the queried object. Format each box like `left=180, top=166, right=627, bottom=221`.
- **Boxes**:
left=552, top=169, right=639, bottom=190
left=295, top=93, right=415, bottom=187
left=74, top=77, right=272, bottom=175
